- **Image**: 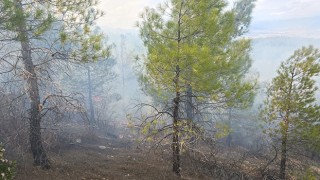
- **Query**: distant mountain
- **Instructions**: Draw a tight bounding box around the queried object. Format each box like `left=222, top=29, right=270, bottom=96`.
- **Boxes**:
left=250, top=16, right=320, bottom=38
left=102, top=27, right=320, bottom=111
left=102, top=20, right=320, bottom=84
left=251, top=36, right=320, bottom=82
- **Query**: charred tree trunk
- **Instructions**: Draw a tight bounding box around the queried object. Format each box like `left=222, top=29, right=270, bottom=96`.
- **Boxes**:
left=172, top=65, right=181, bottom=176
left=17, top=0, right=49, bottom=169
left=20, top=34, right=50, bottom=169
left=172, top=1, right=183, bottom=176
left=172, top=96, right=180, bottom=176
left=279, top=122, right=288, bottom=180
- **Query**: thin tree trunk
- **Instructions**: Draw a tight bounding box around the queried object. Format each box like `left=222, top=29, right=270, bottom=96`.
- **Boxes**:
left=226, top=108, right=232, bottom=147
left=172, top=65, right=181, bottom=176
left=280, top=73, right=293, bottom=180
left=186, top=84, right=193, bottom=121
left=87, top=65, right=94, bottom=125
left=280, top=122, right=288, bottom=180
left=16, top=0, right=49, bottom=169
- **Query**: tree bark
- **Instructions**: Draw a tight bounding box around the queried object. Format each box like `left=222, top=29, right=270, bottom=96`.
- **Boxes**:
left=279, top=122, right=288, bottom=179
left=172, top=1, right=183, bottom=176
left=172, top=65, right=181, bottom=176
left=20, top=38, right=50, bottom=169
left=17, top=0, right=49, bottom=169
left=280, top=72, right=293, bottom=180
left=186, top=84, right=193, bottom=121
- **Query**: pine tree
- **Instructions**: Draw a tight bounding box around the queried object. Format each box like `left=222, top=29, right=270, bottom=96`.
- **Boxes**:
left=138, top=0, right=256, bottom=175
left=261, top=46, right=320, bottom=179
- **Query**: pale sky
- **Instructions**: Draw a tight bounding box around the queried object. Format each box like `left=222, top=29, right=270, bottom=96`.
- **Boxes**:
left=253, top=0, right=320, bottom=21
left=97, top=0, right=320, bottom=30
left=97, top=0, right=162, bottom=30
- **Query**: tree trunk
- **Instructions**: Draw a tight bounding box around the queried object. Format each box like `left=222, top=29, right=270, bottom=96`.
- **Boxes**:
left=20, top=37, right=50, bottom=169
left=186, top=84, right=193, bottom=121
left=226, top=108, right=232, bottom=147
left=172, top=2, right=183, bottom=175
left=17, top=0, right=49, bottom=169
left=280, top=122, right=288, bottom=179
left=87, top=65, right=95, bottom=125
left=172, top=97, right=180, bottom=176
left=172, top=65, right=181, bottom=176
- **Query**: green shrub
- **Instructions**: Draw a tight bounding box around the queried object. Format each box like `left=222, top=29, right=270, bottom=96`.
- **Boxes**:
left=301, top=168, right=318, bottom=180
left=0, top=144, right=15, bottom=180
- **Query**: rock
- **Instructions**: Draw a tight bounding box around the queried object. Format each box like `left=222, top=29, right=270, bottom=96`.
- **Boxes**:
left=76, top=138, right=82, bottom=143
left=98, top=146, right=107, bottom=150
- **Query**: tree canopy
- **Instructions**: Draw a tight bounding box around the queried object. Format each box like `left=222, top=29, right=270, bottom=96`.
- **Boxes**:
left=139, top=0, right=256, bottom=109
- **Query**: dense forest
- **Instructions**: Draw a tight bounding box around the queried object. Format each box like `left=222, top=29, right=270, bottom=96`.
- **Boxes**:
left=0, top=0, right=319, bottom=180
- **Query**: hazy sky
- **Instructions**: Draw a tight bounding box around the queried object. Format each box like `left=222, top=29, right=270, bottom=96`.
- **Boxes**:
left=97, top=0, right=320, bottom=30
left=97, top=0, right=162, bottom=30
left=254, top=0, right=320, bottom=21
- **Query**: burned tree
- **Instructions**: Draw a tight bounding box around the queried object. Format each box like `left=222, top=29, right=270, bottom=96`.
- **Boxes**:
left=0, top=0, right=110, bottom=168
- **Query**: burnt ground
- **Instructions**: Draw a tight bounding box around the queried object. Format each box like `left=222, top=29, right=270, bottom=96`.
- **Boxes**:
left=14, top=137, right=320, bottom=180
left=15, top=137, right=187, bottom=180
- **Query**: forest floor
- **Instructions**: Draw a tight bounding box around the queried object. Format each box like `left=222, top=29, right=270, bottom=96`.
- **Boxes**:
left=14, top=137, right=192, bottom=180
left=14, top=136, right=320, bottom=180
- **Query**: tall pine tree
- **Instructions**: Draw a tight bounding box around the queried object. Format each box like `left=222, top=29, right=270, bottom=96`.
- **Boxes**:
left=261, top=46, right=320, bottom=179
left=138, top=0, right=256, bottom=175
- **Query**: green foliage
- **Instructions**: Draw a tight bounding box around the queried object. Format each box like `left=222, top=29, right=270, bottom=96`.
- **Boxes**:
left=0, top=0, right=111, bottom=62
left=261, top=45, right=320, bottom=151
left=138, top=0, right=257, bottom=149
left=138, top=0, right=257, bottom=109
left=301, top=124, right=320, bottom=152
left=0, top=145, right=15, bottom=180
left=259, top=45, right=320, bottom=179
left=54, top=0, right=111, bottom=62
left=233, top=0, right=256, bottom=36
left=301, top=168, right=318, bottom=180
left=215, top=122, right=232, bottom=139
